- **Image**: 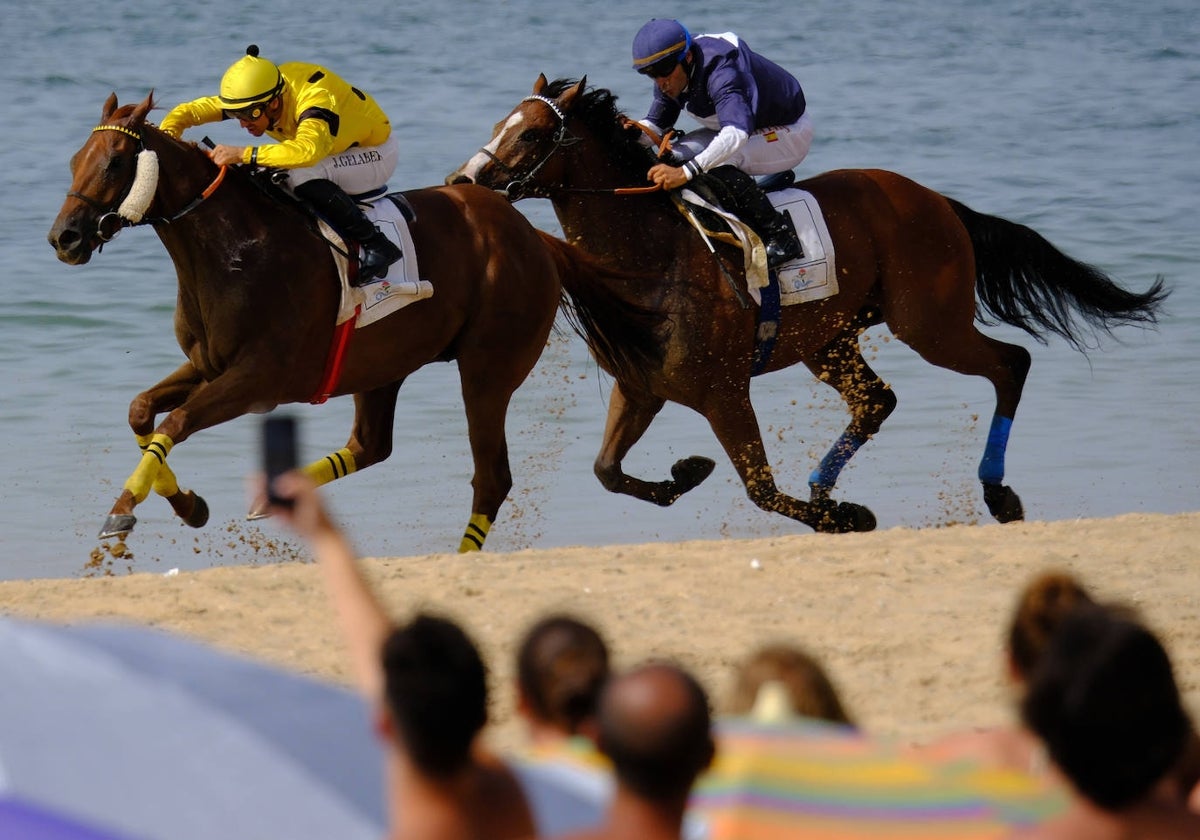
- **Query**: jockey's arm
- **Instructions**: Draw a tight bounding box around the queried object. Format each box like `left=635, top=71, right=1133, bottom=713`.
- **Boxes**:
left=684, top=124, right=749, bottom=176
left=248, top=114, right=335, bottom=168
left=158, top=96, right=226, bottom=138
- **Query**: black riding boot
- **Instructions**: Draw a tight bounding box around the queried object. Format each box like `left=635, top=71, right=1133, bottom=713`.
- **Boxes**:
left=702, top=165, right=803, bottom=268
left=294, top=179, right=401, bottom=286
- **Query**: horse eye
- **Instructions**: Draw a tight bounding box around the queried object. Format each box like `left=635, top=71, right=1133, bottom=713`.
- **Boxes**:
left=518, top=129, right=541, bottom=143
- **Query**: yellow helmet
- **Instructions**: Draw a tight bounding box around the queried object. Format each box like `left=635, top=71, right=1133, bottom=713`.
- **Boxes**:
left=218, top=45, right=283, bottom=110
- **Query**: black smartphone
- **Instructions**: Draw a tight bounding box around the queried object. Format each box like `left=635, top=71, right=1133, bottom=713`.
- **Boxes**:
left=262, top=414, right=299, bottom=508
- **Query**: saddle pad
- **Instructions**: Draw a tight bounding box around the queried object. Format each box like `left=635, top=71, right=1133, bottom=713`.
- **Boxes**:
left=318, top=196, right=432, bottom=328
left=677, top=186, right=839, bottom=307
left=771, top=189, right=840, bottom=306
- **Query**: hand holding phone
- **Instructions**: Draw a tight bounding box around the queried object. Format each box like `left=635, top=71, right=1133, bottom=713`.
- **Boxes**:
left=262, top=414, right=299, bottom=509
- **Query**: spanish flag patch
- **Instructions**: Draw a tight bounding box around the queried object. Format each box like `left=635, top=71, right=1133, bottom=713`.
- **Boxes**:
left=763, top=131, right=779, bottom=142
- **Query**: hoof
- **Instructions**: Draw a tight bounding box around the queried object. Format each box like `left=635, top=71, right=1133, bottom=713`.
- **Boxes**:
left=983, top=482, right=1024, bottom=523
left=182, top=494, right=210, bottom=529
left=671, top=456, right=716, bottom=493
left=811, top=500, right=877, bottom=534
left=245, top=492, right=273, bottom=521
left=99, top=513, right=137, bottom=540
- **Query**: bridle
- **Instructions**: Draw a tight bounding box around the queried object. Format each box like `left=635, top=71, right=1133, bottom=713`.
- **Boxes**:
left=66, top=124, right=228, bottom=243
left=475, top=95, right=582, bottom=199
left=478, top=94, right=672, bottom=199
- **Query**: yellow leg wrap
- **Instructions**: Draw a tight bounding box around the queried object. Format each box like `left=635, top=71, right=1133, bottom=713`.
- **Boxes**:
left=303, top=448, right=357, bottom=487
left=458, top=513, right=492, bottom=553
left=137, top=433, right=181, bottom=497
left=124, top=433, right=174, bottom=503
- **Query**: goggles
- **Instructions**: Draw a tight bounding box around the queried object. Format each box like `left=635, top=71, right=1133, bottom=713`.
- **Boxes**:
left=224, top=101, right=269, bottom=122
left=637, top=56, right=681, bottom=79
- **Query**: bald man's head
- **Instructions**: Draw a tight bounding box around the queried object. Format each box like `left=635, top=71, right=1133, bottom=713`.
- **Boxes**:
left=598, top=661, right=715, bottom=801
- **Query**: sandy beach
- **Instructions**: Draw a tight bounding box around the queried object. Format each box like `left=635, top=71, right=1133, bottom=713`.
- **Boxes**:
left=2, top=512, right=1197, bottom=752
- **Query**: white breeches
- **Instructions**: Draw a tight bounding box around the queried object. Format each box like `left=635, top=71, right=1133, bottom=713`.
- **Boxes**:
left=286, top=135, right=399, bottom=195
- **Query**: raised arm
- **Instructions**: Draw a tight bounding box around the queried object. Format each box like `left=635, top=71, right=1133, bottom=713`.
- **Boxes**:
left=270, top=471, right=392, bottom=703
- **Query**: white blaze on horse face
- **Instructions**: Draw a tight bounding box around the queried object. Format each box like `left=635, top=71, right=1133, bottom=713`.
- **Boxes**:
left=461, top=111, right=526, bottom=182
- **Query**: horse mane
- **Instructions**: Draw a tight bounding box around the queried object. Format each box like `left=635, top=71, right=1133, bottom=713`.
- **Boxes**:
left=542, top=78, right=658, bottom=178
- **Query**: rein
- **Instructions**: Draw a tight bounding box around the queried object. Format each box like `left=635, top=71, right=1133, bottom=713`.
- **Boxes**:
left=482, top=95, right=662, bottom=197
left=66, top=124, right=228, bottom=242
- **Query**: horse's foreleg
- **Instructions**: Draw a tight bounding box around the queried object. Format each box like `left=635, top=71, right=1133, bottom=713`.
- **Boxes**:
left=100, top=365, right=211, bottom=539
left=102, top=372, right=272, bottom=538
left=594, top=384, right=715, bottom=507
left=705, top=389, right=875, bottom=534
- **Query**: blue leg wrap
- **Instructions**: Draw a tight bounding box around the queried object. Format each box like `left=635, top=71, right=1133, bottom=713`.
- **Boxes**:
left=809, top=432, right=868, bottom=490
left=978, top=415, right=1014, bottom=484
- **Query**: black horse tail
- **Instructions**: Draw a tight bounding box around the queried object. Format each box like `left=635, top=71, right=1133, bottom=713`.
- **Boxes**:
left=536, top=230, right=666, bottom=389
left=947, top=198, right=1169, bottom=351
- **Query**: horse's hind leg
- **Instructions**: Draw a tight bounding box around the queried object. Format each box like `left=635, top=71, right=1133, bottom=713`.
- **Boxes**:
left=802, top=330, right=897, bottom=511
left=455, top=360, right=536, bottom=553
left=901, top=322, right=1031, bottom=523
left=703, top=386, right=876, bottom=534
left=593, top=383, right=716, bottom=506
left=245, top=382, right=403, bottom=521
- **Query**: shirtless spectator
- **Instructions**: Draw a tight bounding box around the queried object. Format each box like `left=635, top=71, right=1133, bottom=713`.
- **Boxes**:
left=556, top=661, right=715, bottom=840
left=270, top=472, right=534, bottom=840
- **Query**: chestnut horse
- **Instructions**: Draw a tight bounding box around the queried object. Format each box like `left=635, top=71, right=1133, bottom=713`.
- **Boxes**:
left=447, top=75, right=1168, bottom=532
left=49, top=92, right=661, bottom=551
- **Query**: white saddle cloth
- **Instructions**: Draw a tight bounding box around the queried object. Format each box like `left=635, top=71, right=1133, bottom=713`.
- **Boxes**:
left=318, top=196, right=433, bottom=328
left=678, top=186, right=839, bottom=306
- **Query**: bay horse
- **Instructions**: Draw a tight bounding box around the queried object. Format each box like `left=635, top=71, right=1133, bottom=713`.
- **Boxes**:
left=447, top=75, right=1168, bottom=533
left=48, top=92, right=661, bottom=551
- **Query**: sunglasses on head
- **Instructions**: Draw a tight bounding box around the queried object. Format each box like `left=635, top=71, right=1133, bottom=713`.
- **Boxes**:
left=638, top=56, right=680, bottom=79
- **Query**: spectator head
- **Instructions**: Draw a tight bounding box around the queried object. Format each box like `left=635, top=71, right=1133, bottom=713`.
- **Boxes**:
left=597, top=661, right=715, bottom=802
left=1007, top=570, right=1095, bottom=682
left=1021, top=604, right=1191, bottom=810
left=516, top=614, right=610, bottom=738
left=726, top=643, right=853, bottom=726
left=380, top=613, right=488, bottom=778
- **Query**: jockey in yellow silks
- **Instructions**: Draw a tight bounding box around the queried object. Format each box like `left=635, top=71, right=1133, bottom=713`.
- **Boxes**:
left=159, top=45, right=401, bottom=285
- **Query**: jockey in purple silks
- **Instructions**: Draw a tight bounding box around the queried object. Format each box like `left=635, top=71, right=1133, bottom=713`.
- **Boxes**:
left=632, top=19, right=812, bottom=268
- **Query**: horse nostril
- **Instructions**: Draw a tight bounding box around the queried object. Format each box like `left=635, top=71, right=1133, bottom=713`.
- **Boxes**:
left=447, top=173, right=473, bottom=186
left=52, top=228, right=81, bottom=250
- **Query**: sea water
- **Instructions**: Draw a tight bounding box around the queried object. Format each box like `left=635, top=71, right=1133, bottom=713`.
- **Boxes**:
left=4, top=0, right=1197, bottom=579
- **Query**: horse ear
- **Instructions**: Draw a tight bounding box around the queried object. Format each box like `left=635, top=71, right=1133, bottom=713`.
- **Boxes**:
left=102, top=92, right=118, bottom=121
left=130, top=91, right=155, bottom=127
left=533, top=73, right=548, bottom=94
left=559, top=77, right=587, bottom=111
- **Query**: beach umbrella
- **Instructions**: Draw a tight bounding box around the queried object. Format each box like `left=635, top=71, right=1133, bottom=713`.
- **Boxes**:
left=0, top=794, right=138, bottom=840
left=691, top=717, right=1066, bottom=840
left=0, top=616, right=386, bottom=840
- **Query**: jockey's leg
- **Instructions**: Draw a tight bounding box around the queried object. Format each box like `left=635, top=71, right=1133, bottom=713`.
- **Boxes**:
left=289, top=138, right=401, bottom=285
left=703, top=165, right=802, bottom=268
left=293, top=178, right=400, bottom=285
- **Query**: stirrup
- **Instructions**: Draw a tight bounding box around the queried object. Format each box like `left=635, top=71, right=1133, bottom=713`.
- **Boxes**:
left=765, top=215, right=803, bottom=267
left=352, top=238, right=401, bottom=287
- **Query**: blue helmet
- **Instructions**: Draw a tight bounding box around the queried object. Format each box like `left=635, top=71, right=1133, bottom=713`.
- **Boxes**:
left=631, top=19, right=692, bottom=73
